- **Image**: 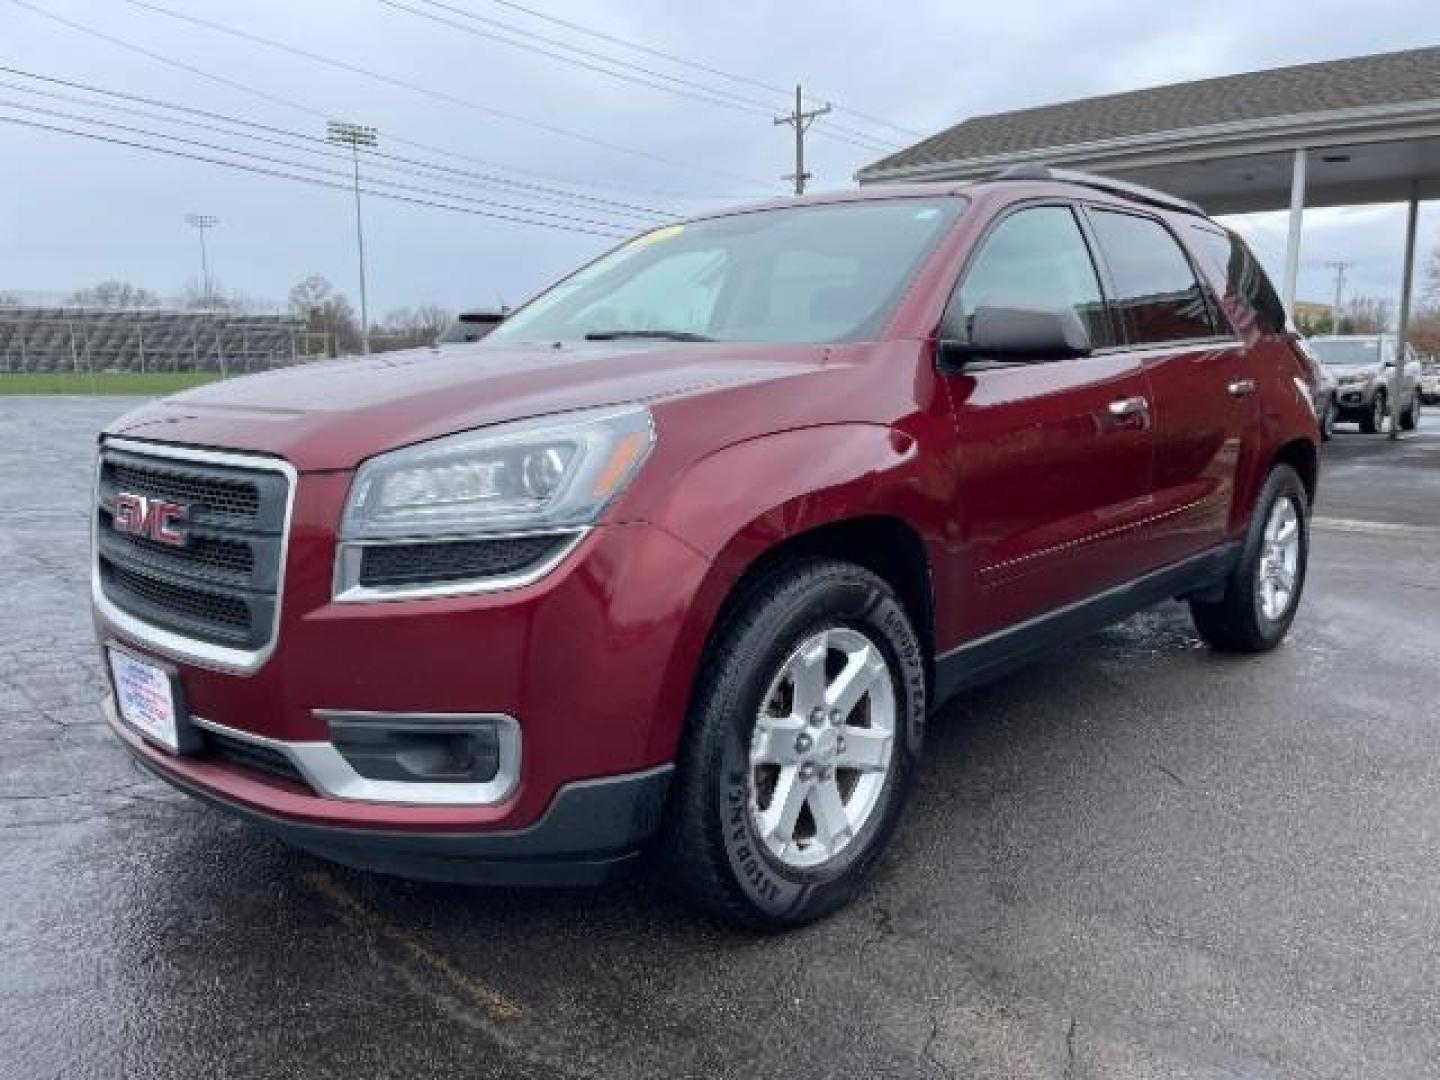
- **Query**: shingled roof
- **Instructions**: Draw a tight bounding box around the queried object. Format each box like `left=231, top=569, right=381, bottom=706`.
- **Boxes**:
left=858, top=46, right=1440, bottom=182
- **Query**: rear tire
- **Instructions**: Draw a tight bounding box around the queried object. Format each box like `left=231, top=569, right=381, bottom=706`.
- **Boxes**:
left=663, top=558, right=925, bottom=930
left=1190, top=464, right=1309, bottom=653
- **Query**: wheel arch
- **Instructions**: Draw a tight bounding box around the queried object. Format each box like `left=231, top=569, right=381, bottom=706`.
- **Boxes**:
left=705, top=515, right=936, bottom=673
left=646, top=510, right=941, bottom=766
left=1272, top=437, right=1318, bottom=508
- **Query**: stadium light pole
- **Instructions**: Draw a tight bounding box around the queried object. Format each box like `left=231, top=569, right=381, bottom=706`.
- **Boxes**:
left=326, top=120, right=378, bottom=355
left=184, top=213, right=219, bottom=307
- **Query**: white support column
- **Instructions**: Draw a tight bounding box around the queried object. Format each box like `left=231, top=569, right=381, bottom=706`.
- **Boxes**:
left=1281, top=148, right=1308, bottom=317
left=1390, top=184, right=1419, bottom=440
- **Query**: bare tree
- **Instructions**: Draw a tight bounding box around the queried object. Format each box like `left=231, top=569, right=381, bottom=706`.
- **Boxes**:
left=1409, top=310, right=1440, bottom=361
left=67, top=280, right=161, bottom=309
left=1423, top=244, right=1440, bottom=306
left=1337, top=296, right=1394, bottom=335
left=381, top=303, right=454, bottom=349
left=288, top=275, right=359, bottom=357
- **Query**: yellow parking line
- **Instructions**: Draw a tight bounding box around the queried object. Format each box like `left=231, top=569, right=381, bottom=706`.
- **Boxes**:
left=303, top=870, right=523, bottom=1021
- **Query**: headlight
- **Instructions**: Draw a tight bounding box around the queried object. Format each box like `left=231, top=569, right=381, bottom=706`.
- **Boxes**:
left=341, top=404, right=653, bottom=541
left=334, top=405, right=653, bottom=600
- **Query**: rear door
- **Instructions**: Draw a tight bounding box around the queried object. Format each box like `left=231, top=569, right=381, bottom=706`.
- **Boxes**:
left=1082, top=206, right=1249, bottom=568
left=940, top=202, right=1158, bottom=638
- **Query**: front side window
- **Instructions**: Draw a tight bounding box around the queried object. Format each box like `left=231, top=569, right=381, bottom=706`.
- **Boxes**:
left=1089, top=210, right=1218, bottom=344
left=950, top=205, right=1113, bottom=348
left=486, top=199, right=963, bottom=346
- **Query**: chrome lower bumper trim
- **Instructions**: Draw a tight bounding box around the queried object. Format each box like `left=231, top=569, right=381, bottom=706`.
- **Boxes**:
left=105, top=696, right=521, bottom=807
left=189, top=714, right=521, bottom=806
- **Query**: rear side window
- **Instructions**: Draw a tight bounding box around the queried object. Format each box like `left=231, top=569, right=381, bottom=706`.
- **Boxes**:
left=1186, top=225, right=1287, bottom=334
left=1088, top=210, right=1218, bottom=344
left=952, top=205, right=1114, bottom=348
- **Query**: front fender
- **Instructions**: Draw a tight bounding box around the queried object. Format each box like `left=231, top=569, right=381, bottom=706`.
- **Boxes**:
left=647, top=423, right=953, bottom=573
left=634, top=423, right=956, bottom=762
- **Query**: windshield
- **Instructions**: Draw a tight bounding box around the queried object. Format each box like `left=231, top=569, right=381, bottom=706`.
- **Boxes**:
left=486, top=198, right=963, bottom=346
left=1309, top=338, right=1385, bottom=368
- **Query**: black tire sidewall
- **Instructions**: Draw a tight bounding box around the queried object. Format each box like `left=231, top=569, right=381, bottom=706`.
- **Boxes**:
left=697, top=564, right=925, bottom=926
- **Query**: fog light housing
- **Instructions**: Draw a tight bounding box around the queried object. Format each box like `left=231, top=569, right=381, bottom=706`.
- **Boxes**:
left=326, top=713, right=505, bottom=784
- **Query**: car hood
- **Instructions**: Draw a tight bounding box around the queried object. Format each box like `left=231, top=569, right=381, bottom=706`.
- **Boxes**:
left=107, top=341, right=828, bottom=471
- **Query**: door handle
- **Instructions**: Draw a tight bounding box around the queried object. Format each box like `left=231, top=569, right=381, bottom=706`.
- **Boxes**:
left=1107, top=395, right=1150, bottom=418
left=1227, top=379, right=1257, bottom=397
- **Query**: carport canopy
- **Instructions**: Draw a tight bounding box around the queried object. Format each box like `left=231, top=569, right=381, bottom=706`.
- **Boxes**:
left=858, top=47, right=1440, bottom=435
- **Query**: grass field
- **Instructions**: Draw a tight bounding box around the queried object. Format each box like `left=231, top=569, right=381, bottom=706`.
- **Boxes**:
left=0, top=372, right=224, bottom=395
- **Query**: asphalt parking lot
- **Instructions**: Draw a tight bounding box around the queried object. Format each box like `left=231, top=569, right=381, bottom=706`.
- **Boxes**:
left=2, top=397, right=1437, bottom=1080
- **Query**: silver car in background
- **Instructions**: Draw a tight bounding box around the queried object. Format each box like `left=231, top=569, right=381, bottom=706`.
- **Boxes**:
left=1309, top=335, right=1423, bottom=433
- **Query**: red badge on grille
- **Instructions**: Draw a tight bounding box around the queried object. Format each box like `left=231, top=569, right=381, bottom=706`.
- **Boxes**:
left=113, top=493, right=188, bottom=547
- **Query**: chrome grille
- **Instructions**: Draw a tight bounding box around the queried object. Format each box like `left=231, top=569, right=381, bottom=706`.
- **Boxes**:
left=96, top=443, right=291, bottom=656
left=107, top=460, right=261, bottom=520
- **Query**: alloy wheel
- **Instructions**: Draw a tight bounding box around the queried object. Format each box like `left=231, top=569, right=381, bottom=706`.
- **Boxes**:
left=1256, top=496, right=1301, bottom=622
left=748, top=627, right=896, bottom=870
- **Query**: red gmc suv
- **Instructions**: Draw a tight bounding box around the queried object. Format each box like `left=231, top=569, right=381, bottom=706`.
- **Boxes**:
left=95, top=168, right=1320, bottom=929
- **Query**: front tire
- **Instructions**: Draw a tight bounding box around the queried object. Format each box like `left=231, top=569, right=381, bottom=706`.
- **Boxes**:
left=664, top=558, right=925, bottom=930
left=1190, top=464, right=1309, bottom=653
left=1319, top=398, right=1335, bottom=441
left=1400, top=393, right=1420, bottom=432
left=1360, top=392, right=1385, bottom=434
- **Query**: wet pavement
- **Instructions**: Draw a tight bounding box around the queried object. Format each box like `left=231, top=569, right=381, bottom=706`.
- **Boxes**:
left=2, top=397, right=1437, bottom=1079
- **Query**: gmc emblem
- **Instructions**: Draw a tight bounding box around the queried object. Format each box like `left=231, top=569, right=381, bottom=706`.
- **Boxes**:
left=113, top=493, right=188, bottom=547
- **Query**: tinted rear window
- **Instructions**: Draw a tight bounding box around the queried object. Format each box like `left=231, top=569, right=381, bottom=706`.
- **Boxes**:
left=1088, top=210, right=1218, bottom=344
left=1187, top=225, right=1287, bottom=334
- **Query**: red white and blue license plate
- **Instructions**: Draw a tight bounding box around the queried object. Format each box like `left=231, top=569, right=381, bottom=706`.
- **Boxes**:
left=108, top=647, right=181, bottom=752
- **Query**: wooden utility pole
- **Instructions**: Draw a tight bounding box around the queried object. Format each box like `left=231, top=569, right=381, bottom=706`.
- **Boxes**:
left=774, top=85, right=831, bottom=195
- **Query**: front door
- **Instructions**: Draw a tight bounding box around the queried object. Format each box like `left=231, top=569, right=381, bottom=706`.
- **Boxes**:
left=940, top=203, right=1157, bottom=640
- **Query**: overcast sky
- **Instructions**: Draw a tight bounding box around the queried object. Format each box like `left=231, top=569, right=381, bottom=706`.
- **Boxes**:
left=2, top=0, right=1434, bottom=319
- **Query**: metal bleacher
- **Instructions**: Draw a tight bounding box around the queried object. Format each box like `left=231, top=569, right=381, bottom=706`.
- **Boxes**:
left=0, top=305, right=305, bottom=374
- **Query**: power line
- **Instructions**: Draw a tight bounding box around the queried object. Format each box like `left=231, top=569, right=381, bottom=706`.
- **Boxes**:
left=106, top=0, right=777, bottom=188
left=0, top=101, right=633, bottom=236
left=3, top=0, right=766, bottom=200
left=0, top=114, right=629, bottom=238
left=472, top=0, right=924, bottom=140
left=382, top=0, right=899, bottom=153
left=0, top=67, right=671, bottom=223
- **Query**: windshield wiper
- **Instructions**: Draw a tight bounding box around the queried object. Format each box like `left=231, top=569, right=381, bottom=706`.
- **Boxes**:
left=583, top=329, right=714, bottom=342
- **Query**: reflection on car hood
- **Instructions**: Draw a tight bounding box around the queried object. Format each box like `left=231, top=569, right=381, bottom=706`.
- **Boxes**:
left=104, top=340, right=828, bottom=470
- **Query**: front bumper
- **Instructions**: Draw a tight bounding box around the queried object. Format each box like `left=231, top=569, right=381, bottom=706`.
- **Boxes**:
left=1335, top=388, right=1373, bottom=411
left=107, top=698, right=673, bottom=885
left=94, top=455, right=717, bottom=847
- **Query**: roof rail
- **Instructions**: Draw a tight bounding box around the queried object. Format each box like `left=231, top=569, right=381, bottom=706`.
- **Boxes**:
left=991, top=164, right=1206, bottom=216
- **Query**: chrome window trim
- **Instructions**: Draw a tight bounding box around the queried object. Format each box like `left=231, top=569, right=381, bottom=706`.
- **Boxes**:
left=192, top=711, right=521, bottom=806
left=331, top=527, right=589, bottom=603
left=92, top=437, right=298, bottom=676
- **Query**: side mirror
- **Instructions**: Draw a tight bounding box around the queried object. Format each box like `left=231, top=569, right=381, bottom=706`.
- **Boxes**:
left=938, top=304, right=1092, bottom=372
